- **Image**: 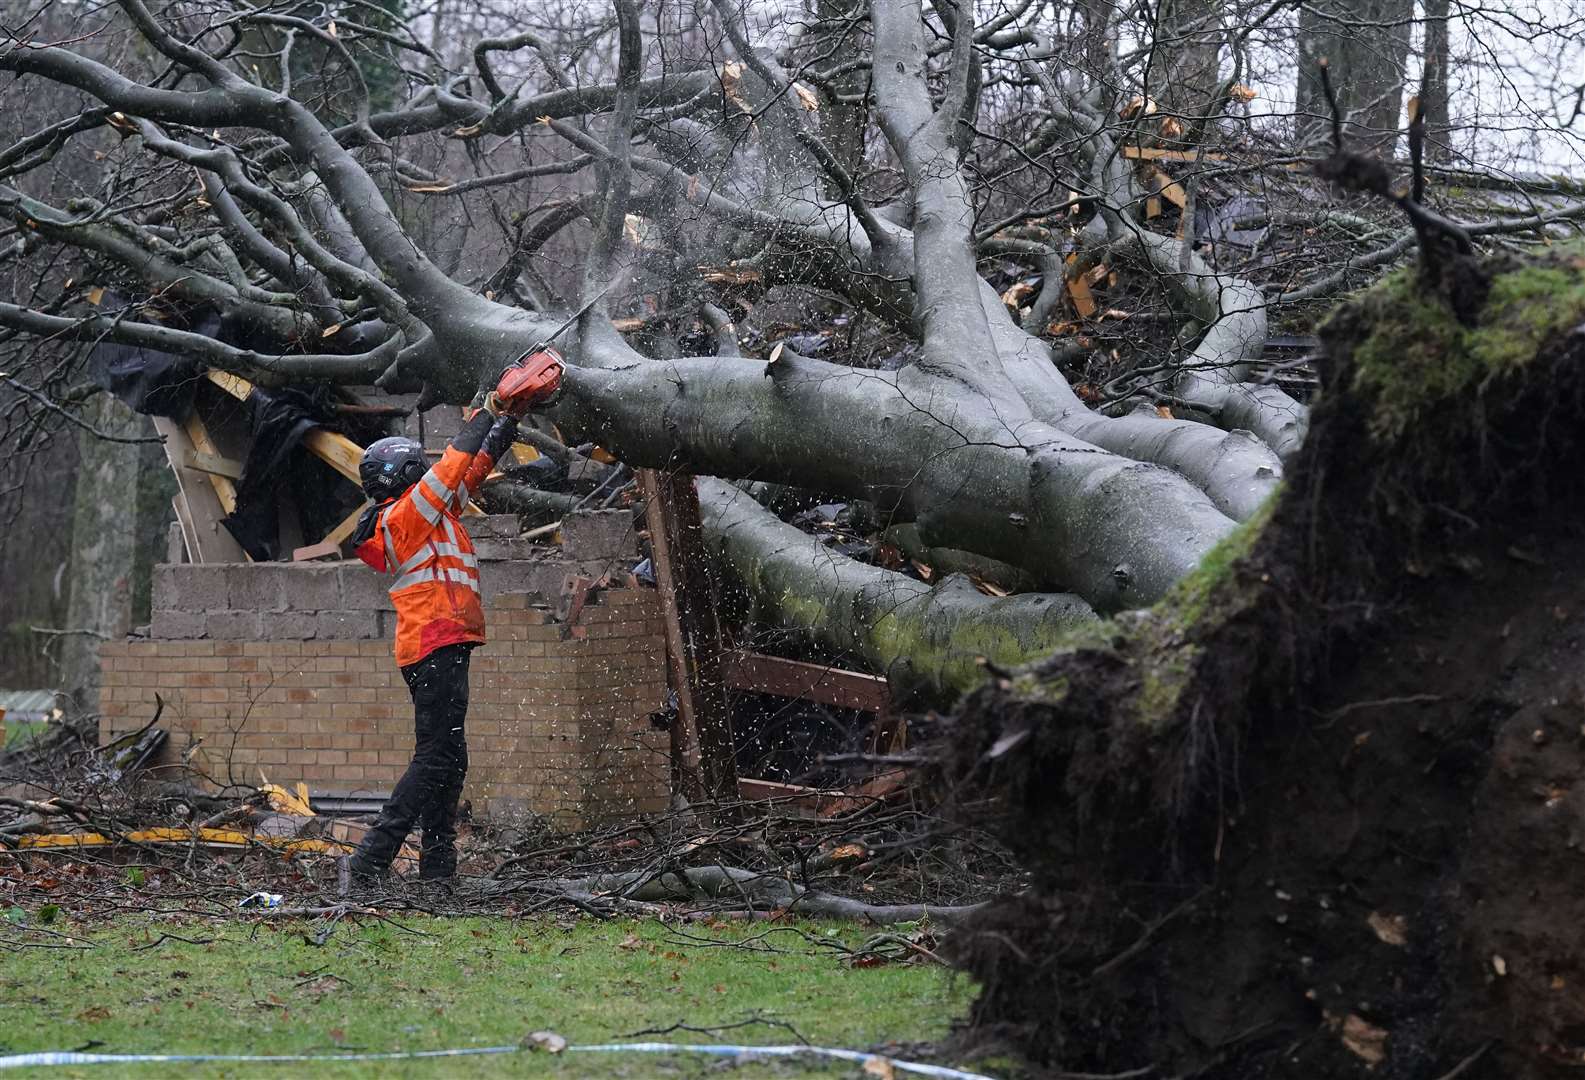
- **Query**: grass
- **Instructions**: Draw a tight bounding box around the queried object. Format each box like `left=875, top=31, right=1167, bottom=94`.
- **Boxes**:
left=0, top=913, right=978, bottom=1079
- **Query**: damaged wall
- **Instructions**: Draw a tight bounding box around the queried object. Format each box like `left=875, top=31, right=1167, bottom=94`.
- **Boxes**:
left=97, top=510, right=671, bottom=830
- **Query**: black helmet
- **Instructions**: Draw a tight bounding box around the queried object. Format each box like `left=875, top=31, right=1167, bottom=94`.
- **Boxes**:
left=360, top=436, right=427, bottom=501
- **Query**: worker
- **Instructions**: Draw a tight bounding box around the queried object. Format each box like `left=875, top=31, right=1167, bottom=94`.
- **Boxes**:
left=345, top=351, right=564, bottom=886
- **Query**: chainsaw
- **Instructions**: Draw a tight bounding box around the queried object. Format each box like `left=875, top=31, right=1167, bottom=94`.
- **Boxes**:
left=497, top=282, right=618, bottom=410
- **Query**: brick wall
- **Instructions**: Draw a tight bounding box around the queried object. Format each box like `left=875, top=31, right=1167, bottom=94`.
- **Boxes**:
left=99, top=509, right=672, bottom=830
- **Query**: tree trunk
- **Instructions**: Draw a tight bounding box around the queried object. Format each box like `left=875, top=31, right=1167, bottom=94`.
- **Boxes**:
left=1296, top=0, right=1415, bottom=144
left=1420, top=0, right=1452, bottom=161
left=60, top=395, right=149, bottom=709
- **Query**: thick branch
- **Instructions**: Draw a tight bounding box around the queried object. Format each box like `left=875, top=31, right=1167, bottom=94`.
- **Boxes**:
left=698, top=478, right=1096, bottom=698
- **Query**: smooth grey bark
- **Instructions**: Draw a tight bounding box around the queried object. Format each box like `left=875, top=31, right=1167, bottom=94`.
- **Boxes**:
left=60, top=396, right=149, bottom=706
left=559, top=350, right=1234, bottom=612
left=0, top=0, right=1296, bottom=636
left=697, top=478, right=1096, bottom=697
left=1154, top=0, right=1225, bottom=124
left=1116, top=230, right=1309, bottom=460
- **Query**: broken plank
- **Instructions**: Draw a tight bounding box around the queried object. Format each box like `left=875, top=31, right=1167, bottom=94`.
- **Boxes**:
left=176, top=448, right=243, bottom=480
left=1146, top=165, right=1188, bottom=208
left=1067, top=273, right=1097, bottom=318
left=183, top=413, right=238, bottom=515
left=1121, top=146, right=1224, bottom=162
left=720, top=651, right=892, bottom=714
left=153, top=416, right=247, bottom=564
left=640, top=467, right=738, bottom=813
left=319, top=499, right=372, bottom=551
left=16, top=828, right=353, bottom=855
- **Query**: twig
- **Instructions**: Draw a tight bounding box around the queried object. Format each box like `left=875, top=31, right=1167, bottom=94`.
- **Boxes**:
left=1089, top=889, right=1208, bottom=980
left=1433, top=1041, right=1494, bottom=1080
left=129, top=932, right=215, bottom=951
left=622, top=1013, right=811, bottom=1046
left=1322, top=694, right=1443, bottom=720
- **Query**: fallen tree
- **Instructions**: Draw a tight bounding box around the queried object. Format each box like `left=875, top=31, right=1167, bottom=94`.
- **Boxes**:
left=0, top=0, right=1308, bottom=635
left=940, top=243, right=1585, bottom=1074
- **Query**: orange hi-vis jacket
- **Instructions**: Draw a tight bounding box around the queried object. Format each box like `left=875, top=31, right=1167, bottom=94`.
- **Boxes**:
left=353, top=411, right=517, bottom=668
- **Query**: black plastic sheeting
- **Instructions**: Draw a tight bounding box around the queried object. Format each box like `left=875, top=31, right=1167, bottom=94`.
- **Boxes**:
left=85, top=305, right=372, bottom=561
left=221, top=385, right=345, bottom=561
left=87, top=311, right=217, bottom=419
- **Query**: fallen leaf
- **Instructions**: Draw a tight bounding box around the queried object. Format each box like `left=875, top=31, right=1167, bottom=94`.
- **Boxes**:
left=1229, top=84, right=1257, bottom=103
left=1000, top=281, right=1036, bottom=307
left=1155, top=405, right=1174, bottom=419
left=1340, top=1014, right=1388, bottom=1064
left=618, top=933, right=642, bottom=950
left=522, top=1031, right=567, bottom=1053
left=829, top=843, right=867, bottom=860
left=76, top=1006, right=111, bottom=1022
left=862, top=1057, right=897, bottom=1080
left=1159, top=116, right=1184, bottom=139
left=1367, top=911, right=1408, bottom=947
left=1120, top=95, right=1158, bottom=120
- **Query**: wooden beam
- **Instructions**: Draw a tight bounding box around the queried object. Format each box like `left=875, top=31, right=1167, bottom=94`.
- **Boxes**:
left=182, top=413, right=238, bottom=515
left=721, top=651, right=891, bottom=713
left=176, top=448, right=242, bottom=480
left=1121, top=146, right=1224, bottom=162
left=639, top=468, right=739, bottom=817
left=1145, top=165, right=1188, bottom=209
left=153, top=416, right=247, bottom=563
left=322, top=499, right=372, bottom=549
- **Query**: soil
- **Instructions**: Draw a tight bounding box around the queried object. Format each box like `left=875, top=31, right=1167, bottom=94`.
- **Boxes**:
left=943, top=256, right=1585, bottom=1078
left=1169, top=518, right=1585, bottom=1077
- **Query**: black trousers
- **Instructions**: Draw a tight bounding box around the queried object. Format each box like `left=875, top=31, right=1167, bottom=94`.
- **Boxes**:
left=350, top=643, right=471, bottom=880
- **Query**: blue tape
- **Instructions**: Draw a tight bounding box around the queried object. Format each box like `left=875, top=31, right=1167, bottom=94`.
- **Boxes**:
left=0, top=1042, right=998, bottom=1079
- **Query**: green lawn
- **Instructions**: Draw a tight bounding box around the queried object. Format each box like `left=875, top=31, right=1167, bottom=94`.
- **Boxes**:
left=0, top=913, right=983, bottom=1079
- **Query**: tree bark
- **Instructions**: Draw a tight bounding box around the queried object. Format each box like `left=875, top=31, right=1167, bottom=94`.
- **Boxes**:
left=61, top=395, right=149, bottom=708
left=1421, top=0, right=1452, bottom=161
left=697, top=478, right=1097, bottom=699
left=1295, top=0, right=1415, bottom=143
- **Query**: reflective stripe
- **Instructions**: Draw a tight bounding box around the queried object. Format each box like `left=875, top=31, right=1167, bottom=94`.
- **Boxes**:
left=381, top=518, right=399, bottom=572
left=390, top=567, right=433, bottom=592
left=436, top=522, right=479, bottom=568
left=443, top=567, right=480, bottom=589
left=389, top=566, right=480, bottom=595
left=412, top=486, right=444, bottom=525
left=420, top=470, right=467, bottom=515
left=429, top=542, right=479, bottom=569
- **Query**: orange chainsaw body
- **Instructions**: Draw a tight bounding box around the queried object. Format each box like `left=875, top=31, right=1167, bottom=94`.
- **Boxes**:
left=497, top=346, right=564, bottom=410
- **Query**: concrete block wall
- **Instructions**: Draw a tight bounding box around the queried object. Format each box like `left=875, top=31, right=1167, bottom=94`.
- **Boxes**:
left=101, top=508, right=669, bottom=830
left=100, top=587, right=670, bottom=829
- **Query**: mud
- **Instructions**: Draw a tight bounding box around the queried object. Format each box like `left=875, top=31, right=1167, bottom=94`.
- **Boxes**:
left=943, top=255, right=1585, bottom=1077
